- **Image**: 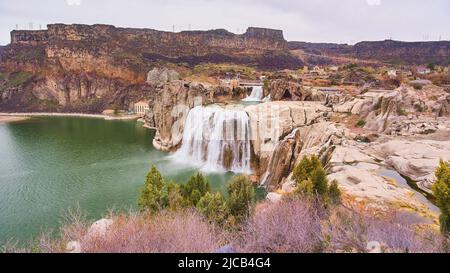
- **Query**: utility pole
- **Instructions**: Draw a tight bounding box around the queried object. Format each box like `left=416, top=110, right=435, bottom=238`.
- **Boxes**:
left=172, top=25, right=175, bottom=33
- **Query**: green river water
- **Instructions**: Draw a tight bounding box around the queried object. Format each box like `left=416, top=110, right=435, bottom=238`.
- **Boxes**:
left=0, top=116, right=237, bottom=243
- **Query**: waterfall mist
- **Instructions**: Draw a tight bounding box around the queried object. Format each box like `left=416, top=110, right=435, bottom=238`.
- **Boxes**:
left=173, top=106, right=252, bottom=174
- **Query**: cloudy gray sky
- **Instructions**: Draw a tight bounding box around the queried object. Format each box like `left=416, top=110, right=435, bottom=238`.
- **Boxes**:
left=0, top=0, right=449, bottom=45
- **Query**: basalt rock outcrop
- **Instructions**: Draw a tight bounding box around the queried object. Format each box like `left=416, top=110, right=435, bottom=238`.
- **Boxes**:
left=261, top=121, right=345, bottom=191
left=245, top=101, right=330, bottom=162
left=244, top=100, right=337, bottom=189
left=370, top=139, right=450, bottom=193
left=0, top=24, right=300, bottom=112
left=333, top=85, right=450, bottom=135
left=266, top=77, right=341, bottom=103
left=289, top=40, right=450, bottom=65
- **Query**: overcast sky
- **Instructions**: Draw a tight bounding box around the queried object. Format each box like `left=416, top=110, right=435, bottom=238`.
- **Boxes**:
left=0, top=0, right=449, bottom=45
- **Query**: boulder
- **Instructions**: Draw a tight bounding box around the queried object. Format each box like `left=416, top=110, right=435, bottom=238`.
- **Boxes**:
left=330, top=146, right=376, bottom=165
left=245, top=101, right=329, bottom=159
left=216, top=245, right=235, bottom=253
left=66, top=241, right=82, bottom=253
left=87, top=218, right=114, bottom=238
left=373, top=140, right=450, bottom=192
left=266, top=192, right=283, bottom=203
left=146, top=67, right=180, bottom=86
left=366, top=241, right=382, bottom=253
left=328, top=164, right=415, bottom=203
left=281, top=180, right=297, bottom=194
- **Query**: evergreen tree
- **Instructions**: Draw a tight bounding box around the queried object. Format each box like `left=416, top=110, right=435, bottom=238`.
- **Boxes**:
left=181, top=172, right=211, bottom=206
left=311, top=167, right=328, bottom=196
left=138, top=166, right=165, bottom=212
left=295, top=178, right=314, bottom=199
left=292, top=155, right=321, bottom=185
left=197, top=192, right=228, bottom=225
left=226, top=175, right=255, bottom=224
left=292, top=155, right=342, bottom=206
left=165, top=181, right=185, bottom=211
left=328, top=179, right=342, bottom=205
left=432, top=160, right=450, bottom=235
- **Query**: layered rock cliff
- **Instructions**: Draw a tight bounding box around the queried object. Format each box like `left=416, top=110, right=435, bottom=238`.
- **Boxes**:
left=0, top=24, right=300, bottom=112
left=289, top=40, right=450, bottom=65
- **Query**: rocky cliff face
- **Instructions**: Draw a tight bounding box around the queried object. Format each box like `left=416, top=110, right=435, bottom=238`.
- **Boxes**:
left=0, top=24, right=299, bottom=112
left=289, top=40, right=450, bottom=65
left=146, top=80, right=244, bottom=152
left=10, top=24, right=288, bottom=53
left=0, top=24, right=302, bottom=112
left=7, top=24, right=293, bottom=70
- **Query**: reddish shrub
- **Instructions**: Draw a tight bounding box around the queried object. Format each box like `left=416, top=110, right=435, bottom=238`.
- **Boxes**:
left=78, top=210, right=221, bottom=253
left=235, top=197, right=323, bottom=253
left=323, top=208, right=445, bottom=253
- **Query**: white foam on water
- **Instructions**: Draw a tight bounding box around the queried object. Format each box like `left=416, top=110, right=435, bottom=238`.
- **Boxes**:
left=172, top=105, right=252, bottom=174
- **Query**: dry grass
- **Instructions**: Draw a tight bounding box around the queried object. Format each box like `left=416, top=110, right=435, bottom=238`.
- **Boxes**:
left=63, top=209, right=221, bottom=253
left=235, top=197, right=324, bottom=253
left=3, top=198, right=447, bottom=253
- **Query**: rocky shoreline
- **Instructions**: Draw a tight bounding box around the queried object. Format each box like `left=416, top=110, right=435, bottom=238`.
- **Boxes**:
left=0, top=112, right=141, bottom=121
left=0, top=115, right=30, bottom=123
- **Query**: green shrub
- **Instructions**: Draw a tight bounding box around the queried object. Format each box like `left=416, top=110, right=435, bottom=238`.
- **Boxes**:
left=328, top=180, right=342, bottom=205
left=181, top=173, right=211, bottom=206
left=197, top=192, right=228, bottom=225
left=413, top=84, right=423, bottom=90
left=292, top=155, right=322, bottom=184
left=293, top=155, right=342, bottom=206
left=226, top=175, right=255, bottom=224
left=397, top=108, right=407, bottom=116
left=164, top=181, right=185, bottom=211
left=356, top=119, right=366, bottom=128
left=432, top=160, right=450, bottom=235
left=138, top=166, right=166, bottom=213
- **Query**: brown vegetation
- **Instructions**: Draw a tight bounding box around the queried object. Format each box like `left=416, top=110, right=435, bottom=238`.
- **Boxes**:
left=3, top=197, right=446, bottom=253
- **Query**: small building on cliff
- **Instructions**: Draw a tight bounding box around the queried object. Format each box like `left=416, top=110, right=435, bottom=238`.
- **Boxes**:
left=134, top=101, right=149, bottom=116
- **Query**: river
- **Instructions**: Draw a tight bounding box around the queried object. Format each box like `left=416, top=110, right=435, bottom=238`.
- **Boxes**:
left=0, top=116, right=236, bottom=243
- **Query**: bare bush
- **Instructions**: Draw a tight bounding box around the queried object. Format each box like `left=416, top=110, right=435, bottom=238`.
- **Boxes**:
left=72, top=209, right=221, bottom=253
left=235, top=197, right=323, bottom=253
left=366, top=213, right=444, bottom=253
left=323, top=208, right=445, bottom=253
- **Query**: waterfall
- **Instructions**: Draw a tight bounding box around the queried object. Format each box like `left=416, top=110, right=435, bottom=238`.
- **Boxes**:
left=262, top=94, right=271, bottom=102
left=173, top=106, right=252, bottom=174
left=243, top=86, right=263, bottom=102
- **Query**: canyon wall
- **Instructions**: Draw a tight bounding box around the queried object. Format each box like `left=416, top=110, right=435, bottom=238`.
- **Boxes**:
left=289, top=40, right=450, bottom=65
left=0, top=24, right=295, bottom=112
left=10, top=24, right=288, bottom=56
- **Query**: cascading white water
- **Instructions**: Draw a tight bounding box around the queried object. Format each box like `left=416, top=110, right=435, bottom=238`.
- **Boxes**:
left=173, top=105, right=252, bottom=174
left=243, top=86, right=263, bottom=102
left=262, top=94, right=271, bottom=102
